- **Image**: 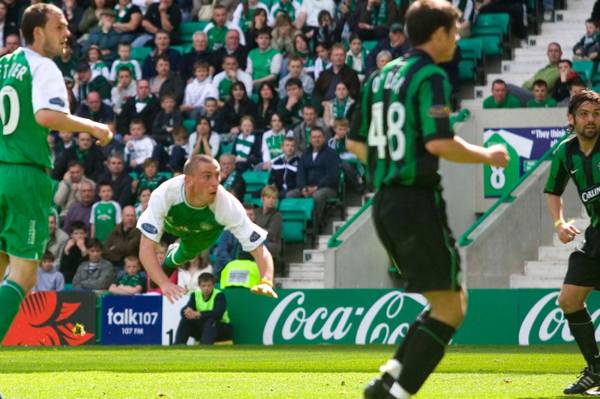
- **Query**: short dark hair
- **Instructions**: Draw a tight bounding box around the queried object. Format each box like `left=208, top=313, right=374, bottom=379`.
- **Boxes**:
left=568, top=77, right=586, bottom=89
left=193, top=60, right=210, bottom=72
left=98, top=181, right=112, bottom=190
left=405, top=0, right=460, bottom=47
left=491, top=79, right=506, bottom=88
left=143, top=158, right=158, bottom=169
left=67, top=160, right=83, bottom=169
left=42, top=250, right=55, bottom=262
left=568, top=89, right=600, bottom=116
left=532, top=79, right=548, bottom=89
left=256, top=28, right=271, bottom=38
left=310, top=126, right=325, bottom=136
left=130, top=118, right=145, bottom=128
left=198, top=272, right=215, bottom=284
left=21, top=3, right=62, bottom=45
left=558, top=59, right=573, bottom=67
left=87, top=239, right=103, bottom=251
left=70, top=221, right=87, bottom=232
left=285, top=77, right=303, bottom=89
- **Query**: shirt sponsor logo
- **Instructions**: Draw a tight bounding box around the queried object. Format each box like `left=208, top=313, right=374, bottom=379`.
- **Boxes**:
left=428, top=105, right=450, bottom=118
left=581, top=185, right=600, bottom=203
left=49, top=97, right=65, bottom=107
left=141, top=223, right=158, bottom=234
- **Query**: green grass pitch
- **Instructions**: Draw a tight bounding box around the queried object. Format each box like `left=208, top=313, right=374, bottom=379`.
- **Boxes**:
left=0, top=345, right=589, bottom=398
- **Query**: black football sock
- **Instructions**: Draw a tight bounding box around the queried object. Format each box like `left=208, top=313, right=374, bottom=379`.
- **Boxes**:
left=394, top=310, right=430, bottom=364
left=565, top=308, right=600, bottom=371
left=397, top=315, right=456, bottom=394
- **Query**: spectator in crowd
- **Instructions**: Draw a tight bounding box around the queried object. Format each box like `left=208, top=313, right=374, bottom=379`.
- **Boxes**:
left=293, top=33, right=315, bottom=75
left=271, top=0, right=301, bottom=22
left=73, top=239, right=116, bottom=291
left=279, top=55, right=315, bottom=96
left=174, top=272, right=232, bottom=345
left=232, top=0, right=271, bottom=34
left=55, top=131, right=76, bottom=160
left=527, top=79, right=558, bottom=108
left=315, top=43, right=360, bottom=101
left=104, top=205, right=141, bottom=267
left=181, top=31, right=214, bottom=81
left=322, top=82, right=355, bottom=128
left=261, top=113, right=289, bottom=170
left=290, top=104, right=328, bottom=153
left=558, top=77, right=587, bottom=107
left=212, top=203, right=256, bottom=275
left=111, top=67, right=137, bottom=115
left=99, top=153, right=133, bottom=207
left=60, top=221, right=89, bottom=284
left=76, top=91, right=116, bottom=125
left=214, top=81, right=259, bottom=134
left=125, top=119, right=156, bottom=172
left=352, top=0, right=400, bottom=41
left=62, top=0, right=84, bottom=40
left=152, top=93, right=183, bottom=147
left=136, top=0, right=182, bottom=47
left=511, top=43, right=563, bottom=103
left=91, top=182, right=123, bottom=242
left=287, top=127, right=340, bottom=223
left=149, top=55, right=184, bottom=105
left=110, top=42, right=143, bottom=82
left=55, top=39, right=78, bottom=78
left=117, top=79, right=161, bottom=134
left=0, top=33, right=19, bottom=58
left=278, top=78, right=312, bottom=127
left=573, top=19, right=600, bottom=60
left=204, top=4, right=234, bottom=52
left=313, top=42, right=331, bottom=81
left=233, top=115, right=262, bottom=172
left=109, top=255, right=145, bottom=295
left=177, top=254, right=213, bottom=292
left=295, top=0, right=335, bottom=35
left=0, top=0, right=17, bottom=57
left=86, top=9, right=120, bottom=63
left=79, top=0, right=111, bottom=38
left=142, top=30, right=182, bottom=79
left=246, top=28, right=282, bottom=90
left=346, top=35, right=367, bottom=82
left=54, top=161, right=97, bottom=217
left=483, top=79, right=522, bottom=109
left=255, top=82, right=279, bottom=132
left=270, top=136, right=300, bottom=198
left=270, top=12, right=297, bottom=56
left=315, top=10, right=344, bottom=47
left=244, top=8, right=271, bottom=52
left=192, top=0, right=217, bottom=22
left=328, top=118, right=364, bottom=193
left=73, top=61, right=112, bottom=104
left=46, top=214, right=69, bottom=268
left=220, top=153, right=246, bottom=200
left=113, top=0, right=144, bottom=44
left=133, top=158, right=167, bottom=195
left=204, top=97, right=220, bottom=130
left=365, top=23, right=410, bottom=74
left=135, top=188, right=152, bottom=217
left=87, top=44, right=112, bottom=83
left=190, top=117, right=221, bottom=158
left=53, top=131, right=105, bottom=182
left=170, top=128, right=192, bottom=173
left=180, top=61, right=218, bottom=120
left=553, top=59, right=581, bottom=103
left=453, top=0, right=475, bottom=37
left=212, top=54, right=253, bottom=102
left=34, top=252, right=65, bottom=293
left=255, top=186, right=282, bottom=257
left=63, top=180, right=96, bottom=234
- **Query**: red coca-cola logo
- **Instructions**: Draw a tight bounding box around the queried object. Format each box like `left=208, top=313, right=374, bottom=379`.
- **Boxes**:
left=3, top=292, right=95, bottom=346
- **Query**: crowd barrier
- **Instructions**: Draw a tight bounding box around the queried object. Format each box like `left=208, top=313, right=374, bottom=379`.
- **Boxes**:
left=5, top=289, right=596, bottom=346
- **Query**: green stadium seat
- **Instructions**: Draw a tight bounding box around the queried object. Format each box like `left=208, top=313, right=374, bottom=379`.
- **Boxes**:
left=183, top=119, right=197, bottom=133
left=170, top=44, right=193, bottom=54
left=472, top=13, right=510, bottom=39
left=179, top=21, right=209, bottom=42
left=459, top=60, right=476, bottom=81
left=242, top=170, right=270, bottom=203
left=458, top=38, right=483, bottom=63
left=279, top=198, right=315, bottom=243
left=219, top=141, right=234, bottom=156
left=131, top=46, right=151, bottom=63
left=476, top=35, right=503, bottom=57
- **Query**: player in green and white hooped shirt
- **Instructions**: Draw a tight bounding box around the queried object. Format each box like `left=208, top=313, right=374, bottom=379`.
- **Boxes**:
left=346, top=1, right=508, bottom=398
left=544, top=91, right=600, bottom=395
left=137, top=155, right=277, bottom=302
left=0, top=3, right=113, bottom=343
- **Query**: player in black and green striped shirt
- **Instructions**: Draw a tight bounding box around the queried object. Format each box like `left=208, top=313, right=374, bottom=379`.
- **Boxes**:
left=347, top=1, right=509, bottom=398
left=544, top=90, right=600, bottom=395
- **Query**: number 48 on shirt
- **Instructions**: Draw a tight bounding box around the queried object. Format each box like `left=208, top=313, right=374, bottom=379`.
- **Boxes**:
left=367, top=101, right=406, bottom=161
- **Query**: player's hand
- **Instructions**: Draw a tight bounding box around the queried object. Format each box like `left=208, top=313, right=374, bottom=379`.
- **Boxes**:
left=557, top=222, right=581, bottom=244
left=251, top=280, right=278, bottom=298
left=91, top=123, right=114, bottom=147
left=160, top=281, right=187, bottom=303
left=486, top=144, right=509, bottom=168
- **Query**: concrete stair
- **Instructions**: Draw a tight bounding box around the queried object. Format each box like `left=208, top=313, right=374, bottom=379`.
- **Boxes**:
left=278, top=201, right=366, bottom=289
left=509, top=214, right=587, bottom=288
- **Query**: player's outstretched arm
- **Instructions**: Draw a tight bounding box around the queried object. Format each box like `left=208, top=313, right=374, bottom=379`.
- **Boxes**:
left=139, top=235, right=186, bottom=303
left=426, top=136, right=509, bottom=167
left=35, top=109, right=113, bottom=146
left=546, top=193, right=581, bottom=244
left=249, top=244, right=278, bottom=298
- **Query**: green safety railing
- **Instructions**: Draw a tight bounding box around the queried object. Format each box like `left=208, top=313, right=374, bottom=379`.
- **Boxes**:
left=457, top=137, right=566, bottom=247
left=327, top=197, right=374, bottom=248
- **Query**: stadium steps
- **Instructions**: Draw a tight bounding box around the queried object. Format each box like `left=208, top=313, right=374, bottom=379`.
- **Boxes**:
left=278, top=205, right=363, bottom=289
left=472, top=0, right=594, bottom=100
left=509, top=215, right=587, bottom=288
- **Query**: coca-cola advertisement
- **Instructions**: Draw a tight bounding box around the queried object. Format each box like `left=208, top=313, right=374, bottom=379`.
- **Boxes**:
left=3, top=291, right=96, bottom=346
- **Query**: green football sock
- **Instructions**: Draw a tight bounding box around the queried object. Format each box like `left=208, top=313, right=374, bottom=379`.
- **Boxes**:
left=0, top=279, right=26, bottom=343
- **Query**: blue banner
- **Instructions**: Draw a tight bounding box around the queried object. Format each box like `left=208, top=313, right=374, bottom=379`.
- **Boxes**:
left=101, top=295, right=162, bottom=345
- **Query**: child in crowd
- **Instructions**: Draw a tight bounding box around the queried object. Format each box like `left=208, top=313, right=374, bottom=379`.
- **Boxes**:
left=170, top=127, right=192, bottom=173
left=60, top=221, right=88, bottom=284
left=87, top=45, right=110, bottom=81
left=72, top=239, right=116, bottom=291
left=56, top=130, right=75, bottom=158
left=323, top=82, right=355, bottom=128
left=234, top=115, right=262, bottom=172
left=34, top=252, right=65, bottom=292
left=152, top=93, right=183, bottom=147
left=191, top=117, right=221, bottom=158
left=90, top=182, right=122, bottom=242
left=110, top=42, right=142, bottom=81
left=573, top=19, right=600, bottom=60
left=346, top=34, right=366, bottom=82
left=135, top=188, right=152, bottom=217
left=109, top=256, right=145, bottom=295
left=328, top=118, right=364, bottom=193
left=313, top=42, right=331, bottom=81
left=527, top=79, right=558, bottom=108
left=181, top=61, right=218, bottom=120
left=125, top=119, right=156, bottom=171
left=134, top=158, right=167, bottom=196
left=260, top=113, right=288, bottom=170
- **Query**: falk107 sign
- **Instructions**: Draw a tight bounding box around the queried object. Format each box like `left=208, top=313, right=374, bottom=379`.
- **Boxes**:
left=483, top=127, right=567, bottom=198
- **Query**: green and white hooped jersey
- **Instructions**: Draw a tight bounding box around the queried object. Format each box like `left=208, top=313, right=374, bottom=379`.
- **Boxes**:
left=137, top=175, right=267, bottom=251
left=0, top=47, right=69, bottom=169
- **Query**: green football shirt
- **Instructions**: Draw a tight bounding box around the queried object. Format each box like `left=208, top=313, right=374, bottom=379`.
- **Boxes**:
left=90, top=200, right=122, bottom=242
left=349, top=50, right=454, bottom=189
